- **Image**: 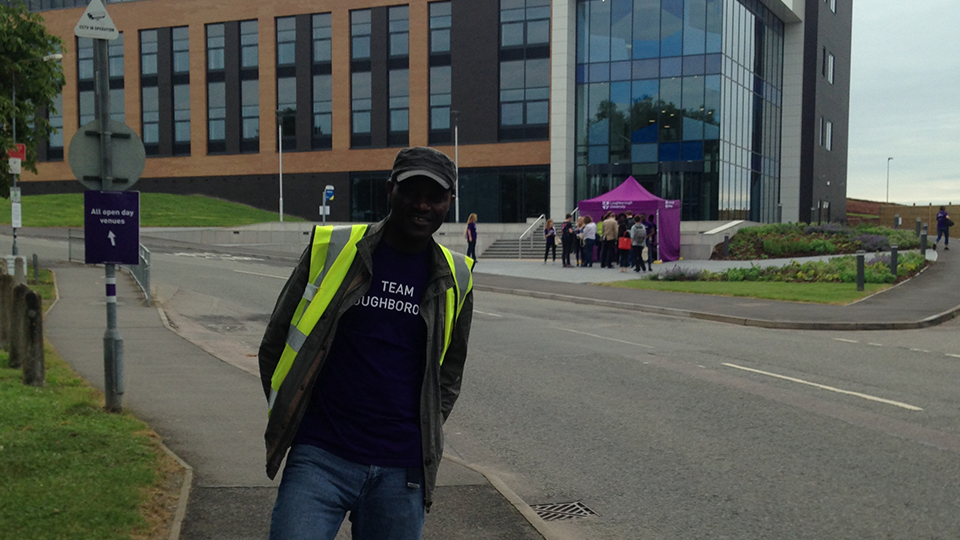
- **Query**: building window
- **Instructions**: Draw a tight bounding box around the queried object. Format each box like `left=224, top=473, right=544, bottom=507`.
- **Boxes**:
left=108, top=33, right=124, bottom=78
left=501, top=0, right=550, bottom=48
left=389, top=6, right=409, bottom=57
left=351, top=10, right=371, bottom=60
left=827, top=53, right=835, bottom=84
left=276, top=16, right=296, bottom=66
left=429, top=65, right=452, bottom=144
left=277, top=77, right=297, bottom=149
left=48, top=92, right=64, bottom=159
left=207, top=24, right=225, bottom=71
left=825, top=120, right=833, bottom=151
left=829, top=0, right=837, bottom=13
left=312, top=13, right=332, bottom=150
left=312, top=13, right=332, bottom=63
left=142, top=86, right=159, bottom=153
left=430, top=2, right=451, bottom=54
left=500, top=58, right=549, bottom=134
left=173, top=84, right=190, bottom=154
left=351, top=71, right=372, bottom=146
left=172, top=26, right=189, bottom=74
left=313, top=75, right=332, bottom=149
left=78, top=36, right=94, bottom=81
left=240, top=20, right=258, bottom=68
left=208, top=81, right=226, bottom=151
left=241, top=79, right=259, bottom=145
left=389, top=69, right=409, bottom=146
left=78, top=34, right=124, bottom=125
left=141, top=29, right=158, bottom=76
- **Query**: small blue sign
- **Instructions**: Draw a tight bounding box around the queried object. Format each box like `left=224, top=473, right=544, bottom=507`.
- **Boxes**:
left=324, top=185, right=335, bottom=203
left=85, top=190, right=140, bottom=265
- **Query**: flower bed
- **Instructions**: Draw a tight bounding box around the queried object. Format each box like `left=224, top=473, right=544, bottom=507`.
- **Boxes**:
left=711, top=223, right=921, bottom=260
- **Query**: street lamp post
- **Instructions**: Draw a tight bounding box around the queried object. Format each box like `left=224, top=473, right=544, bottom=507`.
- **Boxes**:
left=10, top=53, right=62, bottom=256
left=886, top=157, right=894, bottom=203
left=452, top=110, right=459, bottom=222
left=275, top=109, right=295, bottom=222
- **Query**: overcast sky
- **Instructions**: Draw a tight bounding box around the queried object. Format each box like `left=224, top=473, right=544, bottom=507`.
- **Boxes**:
left=847, top=1, right=960, bottom=205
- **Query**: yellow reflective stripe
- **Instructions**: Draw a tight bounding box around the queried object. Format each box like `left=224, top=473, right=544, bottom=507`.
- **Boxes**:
left=270, top=224, right=367, bottom=395
left=271, top=343, right=298, bottom=392
left=441, top=288, right=456, bottom=366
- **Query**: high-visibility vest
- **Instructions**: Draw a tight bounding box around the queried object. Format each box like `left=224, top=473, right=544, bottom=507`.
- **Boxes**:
left=268, top=224, right=474, bottom=412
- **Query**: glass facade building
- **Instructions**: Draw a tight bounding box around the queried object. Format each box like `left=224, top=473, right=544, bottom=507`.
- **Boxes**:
left=575, top=0, right=784, bottom=221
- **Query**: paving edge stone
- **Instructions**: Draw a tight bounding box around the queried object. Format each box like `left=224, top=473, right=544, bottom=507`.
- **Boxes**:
left=473, top=285, right=960, bottom=331
left=442, top=454, right=559, bottom=540
left=157, top=442, right=194, bottom=540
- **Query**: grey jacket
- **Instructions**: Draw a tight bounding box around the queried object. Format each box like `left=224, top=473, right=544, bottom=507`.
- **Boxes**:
left=258, top=218, right=474, bottom=509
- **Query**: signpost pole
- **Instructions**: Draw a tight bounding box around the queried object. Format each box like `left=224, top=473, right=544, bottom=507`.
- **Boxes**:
left=11, top=80, right=17, bottom=256
left=94, top=36, right=123, bottom=413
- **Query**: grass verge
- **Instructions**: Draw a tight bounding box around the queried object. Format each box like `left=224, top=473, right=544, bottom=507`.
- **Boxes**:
left=600, top=279, right=890, bottom=304
left=0, top=193, right=304, bottom=227
left=0, top=270, right=183, bottom=539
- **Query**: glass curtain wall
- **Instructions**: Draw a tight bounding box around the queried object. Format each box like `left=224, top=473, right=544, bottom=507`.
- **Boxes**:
left=575, top=0, right=783, bottom=221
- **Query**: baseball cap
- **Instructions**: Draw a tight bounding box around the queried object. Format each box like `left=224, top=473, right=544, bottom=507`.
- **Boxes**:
left=390, top=147, right=457, bottom=191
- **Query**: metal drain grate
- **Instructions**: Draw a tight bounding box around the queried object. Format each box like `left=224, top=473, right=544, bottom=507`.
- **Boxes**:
left=530, top=501, right=598, bottom=521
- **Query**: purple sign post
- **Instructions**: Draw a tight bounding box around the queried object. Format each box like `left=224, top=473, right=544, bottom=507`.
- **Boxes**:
left=84, top=190, right=140, bottom=265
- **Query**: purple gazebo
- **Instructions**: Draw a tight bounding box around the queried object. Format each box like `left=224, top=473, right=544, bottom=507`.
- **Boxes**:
left=578, top=177, right=681, bottom=262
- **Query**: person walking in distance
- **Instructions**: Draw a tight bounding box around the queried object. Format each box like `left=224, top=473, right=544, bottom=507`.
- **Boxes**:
left=630, top=214, right=648, bottom=272
left=601, top=212, right=619, bottom=268
left=643, top=213, right=658, bottom=268
left=560, top=214, right=576, bottom=267
left=465, top=213, right=478, bottom=259
left=934, top=206, right=951, bottom=251
left=574, top=216, right=585, bottom=266
left=581, top=215, right=597, bottom=267
left=543, top=218, right=557, bottom=263
left=259, top=146, right=475, bottom=540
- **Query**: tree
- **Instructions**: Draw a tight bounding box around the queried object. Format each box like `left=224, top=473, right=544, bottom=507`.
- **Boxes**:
left=0, top=0, right=66, bottom=197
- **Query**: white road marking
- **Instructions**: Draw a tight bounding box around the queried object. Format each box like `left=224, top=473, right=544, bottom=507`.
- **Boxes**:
left=867, top=343, right=884, bottom=347
left=947, top=354, right=960, bottom=359
left=722, top=363, right=923, bottom=411
left=233, top=270, right=287, bottom=279
left=834, top=338, right=859, bottom=344
left=559, top=328, right=654, bottom=349
left=909, top=348, right=931, bottom=353
left=474, top=310, right=503, bottom=318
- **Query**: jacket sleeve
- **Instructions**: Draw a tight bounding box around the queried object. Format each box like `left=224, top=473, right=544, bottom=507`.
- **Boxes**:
left=438, top=285, right=474, bottom=422
left=258, top=239, right=312, bottom=401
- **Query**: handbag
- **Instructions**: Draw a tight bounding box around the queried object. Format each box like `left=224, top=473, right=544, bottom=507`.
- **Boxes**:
left=947, top=218, right=955, bottom=227
left=618, top=236, right=632, bottom=250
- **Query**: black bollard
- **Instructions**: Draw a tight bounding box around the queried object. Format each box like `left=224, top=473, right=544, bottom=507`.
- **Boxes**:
left=921, top=230, right=927, bottom=257
left=9, top=284, right=28, bottom=369
left=890, top=244, right=898, bottom=279
left=856, top=250, right=865, bottom=292
left=723, top=234, right=730, bottom=258
left=894, top=214, right=900, bottom=230
left=32, top=254, right=38, bottom=284
left=916, top=217, right=922, bottom=237
left=23, top=290, right=44, bottom=387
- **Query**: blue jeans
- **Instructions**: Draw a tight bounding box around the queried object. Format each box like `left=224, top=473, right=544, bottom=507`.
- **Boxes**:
left=582, top=239, right=595, bottom=266
left=936, top=228, right=949, bottom=246
left=270, top=445, right=424, bottom=540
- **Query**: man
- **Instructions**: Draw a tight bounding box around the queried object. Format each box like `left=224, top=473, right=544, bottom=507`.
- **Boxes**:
left=601, top=212, right=618, bottom=268
left=560, top=214, right=575, bottom=267
left=934, top=205, right=951, bottom=251
left=259, top=146, right=475, bottom=540
left=643, top=213, right=658, bottom=268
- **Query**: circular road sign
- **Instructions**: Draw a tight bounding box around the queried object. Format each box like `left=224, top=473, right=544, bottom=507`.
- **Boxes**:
left=68, top=119, right=146, bottom=191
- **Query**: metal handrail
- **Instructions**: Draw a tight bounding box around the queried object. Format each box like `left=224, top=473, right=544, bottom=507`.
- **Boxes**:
left=124, top=244, right=152, bottom=306
left=518, top=214, right=546, bottom=259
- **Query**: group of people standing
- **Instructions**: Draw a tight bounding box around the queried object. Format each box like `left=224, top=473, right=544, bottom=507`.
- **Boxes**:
left=464, top=211, right=657, bottom=271
left=548, top=211, right=657, bottom=272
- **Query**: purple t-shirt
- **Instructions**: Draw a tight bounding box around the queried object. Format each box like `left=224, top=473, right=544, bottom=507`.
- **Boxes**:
left=467, top=222, right=477, bottom=242
left=295, top=240, right=430, bottom=467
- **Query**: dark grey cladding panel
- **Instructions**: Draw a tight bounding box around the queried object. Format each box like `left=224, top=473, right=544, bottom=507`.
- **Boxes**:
left=451, top=0, right=499, bottom=144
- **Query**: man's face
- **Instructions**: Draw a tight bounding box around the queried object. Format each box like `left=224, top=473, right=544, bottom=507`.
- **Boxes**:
left=386, top=176, right=453, bottom=244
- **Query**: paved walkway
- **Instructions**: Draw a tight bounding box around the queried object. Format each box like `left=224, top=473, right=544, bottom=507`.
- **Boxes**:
left=40, top=237, right=956, bottom=540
